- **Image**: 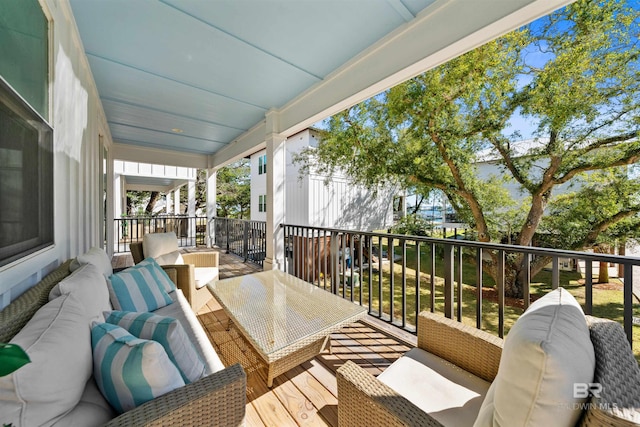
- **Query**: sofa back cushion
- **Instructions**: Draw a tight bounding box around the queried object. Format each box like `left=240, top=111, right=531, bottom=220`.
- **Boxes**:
left=474, top=288, right=595, bottom=427
left=0, top=293, right=92, bottom=427
left=70, top=246, right=113, bottom=278
left=0, top=260, right=72, bottom=343
left=49, top=263, right=112, bottom=322
left=91, top=322, right=185, bottom=414
left=105, top=310, right=207, bottom=384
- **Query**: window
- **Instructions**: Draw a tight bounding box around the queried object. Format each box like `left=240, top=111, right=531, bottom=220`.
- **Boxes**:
left=258, top=195, right=266, bottom=213
left=0, top=1, right=52, bottom=267
left=258, top=154, right=267, bottom=175
left=0, top=78, right=53, bottom=267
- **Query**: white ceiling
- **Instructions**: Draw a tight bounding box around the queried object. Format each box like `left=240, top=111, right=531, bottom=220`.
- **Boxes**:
left=69, top=0, right=573, bottom=167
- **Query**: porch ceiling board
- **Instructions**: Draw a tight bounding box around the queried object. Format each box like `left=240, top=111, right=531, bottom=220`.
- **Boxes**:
left=69, top=0, right=574, bottom=168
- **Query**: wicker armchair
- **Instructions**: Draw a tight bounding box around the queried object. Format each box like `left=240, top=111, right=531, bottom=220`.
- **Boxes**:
left=337, top=311, right=640, bottom=427
left=130, top=238, right=219, bottom=312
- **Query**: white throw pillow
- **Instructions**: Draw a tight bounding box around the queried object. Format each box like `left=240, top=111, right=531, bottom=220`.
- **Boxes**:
left=473, top=288, right=595, bottom=427
left=49, top=263, right=112, bottom=321
left=70, top=246, right=113, bottom=278
left=154, top=250, right=184, bottom=266
left=104, top=310, right=207, bottom=383
left=91, top=322, right=185, bottom=414
left=0, top=294, right=93, bottom=427
left=143, top=232, right=179, bottom=260
left=107, top=259, right=174, bottom=312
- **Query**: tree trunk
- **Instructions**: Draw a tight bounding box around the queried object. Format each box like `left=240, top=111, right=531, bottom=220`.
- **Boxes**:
left=594, top=245, right=610, bottom=284
left=145, top=191, right=160, bottom=215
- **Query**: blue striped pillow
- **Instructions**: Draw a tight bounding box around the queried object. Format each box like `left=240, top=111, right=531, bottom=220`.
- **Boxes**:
left=90, top=322, right=185, bottom=414
left=105, top=311, right=207, bottom=384
left=107, top=261, right=173, bottom=312
left=136, top=257, right=176, bottom=292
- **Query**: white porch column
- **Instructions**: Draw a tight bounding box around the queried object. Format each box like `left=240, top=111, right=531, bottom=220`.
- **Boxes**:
left=113, top=173, right=124, bottom=253
left=166, top=189, right=173, bottom=214
left=174, top=187, right=181, bottom=214
left=264, top=110, right=286, bottom=271
left=188, top=180, right=196, bottom=242
left=206, top=169, right=217, bottom=248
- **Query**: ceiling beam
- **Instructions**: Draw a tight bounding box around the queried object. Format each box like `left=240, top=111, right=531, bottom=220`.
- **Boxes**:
left=113, top=142, right=209, bottom=169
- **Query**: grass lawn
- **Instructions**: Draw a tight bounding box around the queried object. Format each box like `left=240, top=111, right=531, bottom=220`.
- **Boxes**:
left=330, top=241, right=640, bottom=360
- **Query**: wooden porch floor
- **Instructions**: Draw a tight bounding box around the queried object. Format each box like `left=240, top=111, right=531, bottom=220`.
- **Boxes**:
left=111, top=248, right=415, bottom=427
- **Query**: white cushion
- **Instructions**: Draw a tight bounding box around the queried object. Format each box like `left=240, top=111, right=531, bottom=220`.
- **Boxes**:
left=154, top=250, right=184, bottom=266
left=107, top=259, right=174, bottom=312
left=143, top=232, right=179, bottom=260
left=0, top=294, right=92, bottom=427
left=49, top=263, right=112, bottom=322
left=91, top=322, right=185, bottom=414
left=105, top=310, right=207, bottom=383
left=378, top=347, right=490, bottom=427
left=154, top=290, right=225, bottom=375
left=194, top=267, right=219, bottom=290
left=474, top=288, right=595, bottom=427
left=51, top=378, right=115, bottom=426
left=70, top=246, right=113, bottom=278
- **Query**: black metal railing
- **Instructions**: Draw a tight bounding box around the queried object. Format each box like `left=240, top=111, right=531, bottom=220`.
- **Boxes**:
left=114, top=215, right=207, bottom=253
left=210, top=217, right=266, bottom=268
left=282, top=224, right=640, bottom=348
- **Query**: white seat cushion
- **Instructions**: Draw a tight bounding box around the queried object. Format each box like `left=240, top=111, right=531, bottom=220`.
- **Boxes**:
left=378, top=347, right=490, bottom=427
left=194, top=267, right=219, bottom=290
left=154, top=290, right=225, bottom=375
left=474, top=288, right=595, bottom=427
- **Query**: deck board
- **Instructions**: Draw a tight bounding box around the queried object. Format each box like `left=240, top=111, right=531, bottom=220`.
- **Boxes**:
left=196, top=297, right=411, bottom=427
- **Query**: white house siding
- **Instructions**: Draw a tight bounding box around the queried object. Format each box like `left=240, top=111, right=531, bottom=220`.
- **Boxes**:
left=251, top=128, right=395, bottom=231
left=0, top=0, right=111, bottom=308
left=250, top=151, right=268, bottom=222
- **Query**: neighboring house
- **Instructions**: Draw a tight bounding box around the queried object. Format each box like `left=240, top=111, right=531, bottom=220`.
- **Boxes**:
left=250, top=128, right=396, bottom=231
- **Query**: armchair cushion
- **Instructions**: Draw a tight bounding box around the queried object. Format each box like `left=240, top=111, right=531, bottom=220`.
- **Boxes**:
left=143, top=232, right=180, bottom=260
left=194, top=267, right=219, bottom=290
left=378, top=347, right=490, bottom=427
left=474, top=287, right=595, bottom=427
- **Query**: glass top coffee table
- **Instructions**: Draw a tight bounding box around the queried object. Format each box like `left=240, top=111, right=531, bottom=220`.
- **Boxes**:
left=207, top=269, right=367, bottom=387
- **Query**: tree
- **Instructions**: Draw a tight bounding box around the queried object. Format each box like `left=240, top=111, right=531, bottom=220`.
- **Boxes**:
left=216, top=159, right=251, bottom=219
left=297, top=0, right=640, bottom=298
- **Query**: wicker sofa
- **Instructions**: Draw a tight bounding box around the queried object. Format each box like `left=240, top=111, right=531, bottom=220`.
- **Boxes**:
left=337, top=293, right=640, bottom=427
left=0, top=255, right=246, bottom=427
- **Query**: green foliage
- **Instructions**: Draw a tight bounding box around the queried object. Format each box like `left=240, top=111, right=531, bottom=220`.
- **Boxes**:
left=0, top=343, right=30, bottom=377
left=298, top=0, right=640, bottom=297
left=392, top=214, right=432, bottom=236
left=216, top=159, right=250, bottom=219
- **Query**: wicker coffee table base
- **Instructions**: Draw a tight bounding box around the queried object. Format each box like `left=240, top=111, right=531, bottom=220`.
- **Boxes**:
left=224, top=320, right=332, bottom=387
